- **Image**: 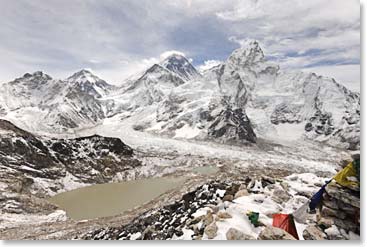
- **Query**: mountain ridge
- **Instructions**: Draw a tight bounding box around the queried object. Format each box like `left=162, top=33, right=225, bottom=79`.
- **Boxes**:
left=0, top=41, right=360, bottom=149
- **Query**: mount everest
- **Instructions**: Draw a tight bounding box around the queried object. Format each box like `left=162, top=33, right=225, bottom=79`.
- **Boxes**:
left=0, top=41, right=360, bottom=150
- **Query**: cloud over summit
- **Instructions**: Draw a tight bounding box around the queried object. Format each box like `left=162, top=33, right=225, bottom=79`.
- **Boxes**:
left=0, top=0, right=360, bottom=90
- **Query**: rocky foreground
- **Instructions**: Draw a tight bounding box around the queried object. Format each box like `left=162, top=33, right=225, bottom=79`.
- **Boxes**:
left=82, top=174, right=360, bottom=240
left=0, top=119, right=359, bottom=240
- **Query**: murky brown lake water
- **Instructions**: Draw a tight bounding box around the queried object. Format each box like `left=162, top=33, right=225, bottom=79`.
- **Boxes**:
left=48, top=166, right=218, bottom=220
left=48, top=177, right=185, bottom=220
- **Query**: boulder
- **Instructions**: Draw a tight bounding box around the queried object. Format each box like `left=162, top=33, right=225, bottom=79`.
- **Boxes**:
left=239, top=184, right=247, bottom=190
left=257, top=226, right=296, bottom=240
left=225, top=184, right=240, bottom=196
left=325, top=225, right=345, bottom=240
left=322, top=197, right=339, bottom=210
left=325, top=184, right=360, bottom=208
left=187, top=215, right=205, bottom=226
left=271, top=188, right=291, bottom=204
left=217, top=211, right=232, bottom=219
left=261, top=176, right=275, bottom=187
left=223, top=195, right=234, bottom=202
left=317, top=217, right=334, bottom=229
left=234, top=189, right=249, bottom=199
left=226, top=228, right=255, bottom=240
left=203, top=212, right=214, bottom=227
left=303, top=226, right=326, bottom=240
left=318, top=216, right=358, bottom=233
left=204, top=222, right=218, bottom=239
left=321, top=206, right=346, bottom=219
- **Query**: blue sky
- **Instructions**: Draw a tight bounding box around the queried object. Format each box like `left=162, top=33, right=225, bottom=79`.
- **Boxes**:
left=0, top=0, right=360, bottom=91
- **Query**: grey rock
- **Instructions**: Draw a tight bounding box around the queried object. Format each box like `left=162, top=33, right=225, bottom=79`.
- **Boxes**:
left=321, top=206, right=346, bottom=219
left=226, top=228, right=255, bottom=240
left=223, top=195, right=234, bottom=202
left=303, top=226, right=326, bottom=240
left=325, top=184, right=360, bottom=208
left=271, top=188, right=291, bottom=204
left=204, top=222, right=218, bottom=239
left=217, top=211, right=232, bottom=219
left=258, top=226, right=297, bottom=240
left=234, top=189, right=249, bottom=199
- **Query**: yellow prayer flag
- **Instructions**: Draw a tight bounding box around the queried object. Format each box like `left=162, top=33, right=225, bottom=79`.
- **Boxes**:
left=333, top=162, right=359, bottom=189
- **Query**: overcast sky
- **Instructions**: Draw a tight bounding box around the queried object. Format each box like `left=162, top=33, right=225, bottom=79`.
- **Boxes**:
left=0, top=0, right=360, bottom=91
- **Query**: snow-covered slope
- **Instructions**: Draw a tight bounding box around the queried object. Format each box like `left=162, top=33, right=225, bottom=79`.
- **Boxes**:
left=0, top=70, right=115, bottom=133
left=66, top=69, right=115, bottom=98
left=214, top=41, right=360, bottom=149
left=0, top=41, right=360, bottom=149
left=115, top=41, right=359, bottom=148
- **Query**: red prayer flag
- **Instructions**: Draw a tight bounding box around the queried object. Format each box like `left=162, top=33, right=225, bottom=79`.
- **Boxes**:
left=272, top=213, right=299, bottom=240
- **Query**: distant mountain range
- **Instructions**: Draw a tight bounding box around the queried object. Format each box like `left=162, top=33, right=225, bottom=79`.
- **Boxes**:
left=0, top=41, right=360, bottom=149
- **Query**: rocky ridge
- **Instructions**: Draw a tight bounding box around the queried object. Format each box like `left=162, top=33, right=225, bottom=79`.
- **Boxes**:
left=0, top=119, right=141, bottom=217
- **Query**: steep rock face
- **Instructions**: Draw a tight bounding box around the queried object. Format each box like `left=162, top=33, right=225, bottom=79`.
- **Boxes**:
left=0, top=119, right=140, bottom=189
left=217, top=41, right=279, bottom=107
left=212, top=41, right=359, bottom=149
left=208, top=106, right=256, bottom=144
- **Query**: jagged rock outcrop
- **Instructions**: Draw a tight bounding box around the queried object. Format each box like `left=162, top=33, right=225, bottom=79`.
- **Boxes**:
left=302, top=182, right=360, bottom=240
left=208, top=106, right=256, bottom=143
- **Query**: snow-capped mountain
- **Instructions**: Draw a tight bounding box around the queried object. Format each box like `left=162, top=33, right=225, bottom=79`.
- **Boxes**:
left=117, top=41, right=359, bottom=148
left=0, top=41, right=360, bottom=149
left=66, top=69, right=114, bottom=98
left=0, top=70, right=115, bottom=132
left=106, top=64, right=187, bottom=114
left=160, top=54, right=202, bottom=81
left=213, top=41, right=360, bottom=149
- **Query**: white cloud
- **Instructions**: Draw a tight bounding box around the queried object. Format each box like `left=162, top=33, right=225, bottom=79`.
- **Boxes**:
left=0, top=0, right=360, bottom=87
left=221, top=0, right=360, bottom=77
left=301, top=64, right=360, bottom=92
left=198, top=60, right=222, bottom=72
left=159, top=50, right=186, bottom=60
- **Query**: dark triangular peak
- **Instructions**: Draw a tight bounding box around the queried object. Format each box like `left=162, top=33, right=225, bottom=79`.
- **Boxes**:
left=160, top=53, right=201, bottom=81
left=129, top=63, right=186, bottom=89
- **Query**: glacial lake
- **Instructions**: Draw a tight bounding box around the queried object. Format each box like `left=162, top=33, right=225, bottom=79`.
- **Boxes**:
left=48, top=166, right=218, bottom=220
